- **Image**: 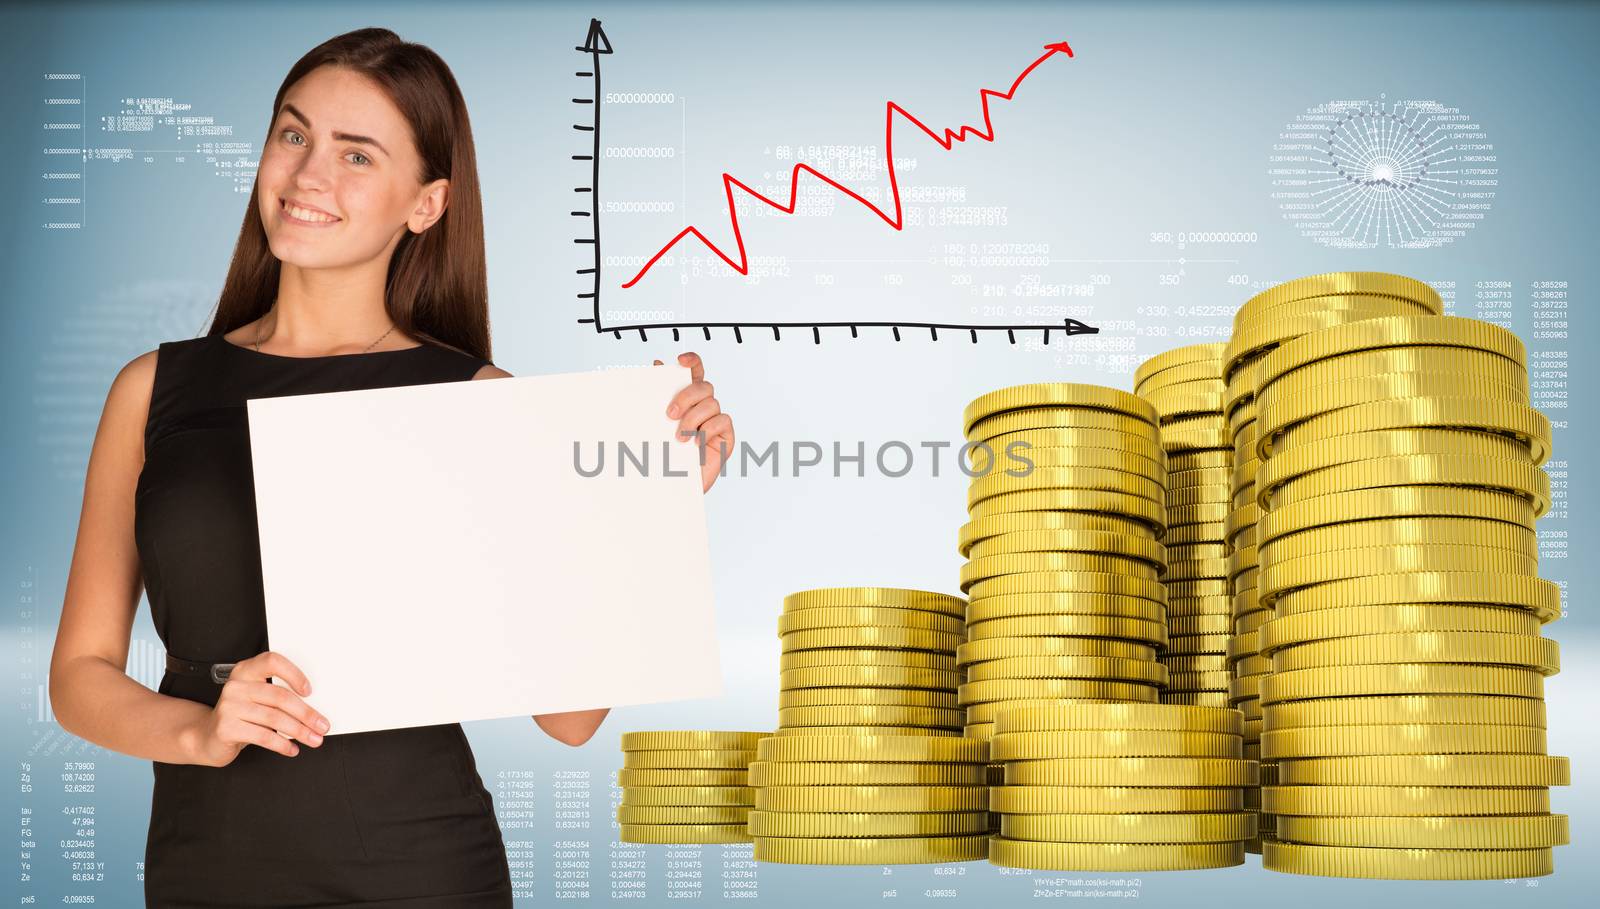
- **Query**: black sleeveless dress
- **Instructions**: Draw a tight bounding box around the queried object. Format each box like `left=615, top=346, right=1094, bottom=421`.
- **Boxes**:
left=134, top=333, right=514, bottom=908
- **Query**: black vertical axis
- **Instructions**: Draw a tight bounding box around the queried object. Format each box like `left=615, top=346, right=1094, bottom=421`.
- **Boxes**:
left=574, top=20, right=613, bottom=333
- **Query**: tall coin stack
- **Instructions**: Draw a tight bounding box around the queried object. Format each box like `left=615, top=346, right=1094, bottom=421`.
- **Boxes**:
left=748, top=734, right=992, bottom=864
left=777, top=588, right=967, bottom=737
left=1133, top=343, right=1235, bottom=712
left=617, top=731, right=767, bottom=844
left=955, top=383, right=1173, bottom=756
left=1249, top=312, right=1571, bottom=879
left=987, top=703, right=1257, bottom=870
left=1220, top=273, right=1444, bottom=851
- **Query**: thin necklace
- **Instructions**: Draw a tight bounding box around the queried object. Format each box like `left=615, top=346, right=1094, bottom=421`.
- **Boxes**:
left=252, top=312, right=397, bottom=354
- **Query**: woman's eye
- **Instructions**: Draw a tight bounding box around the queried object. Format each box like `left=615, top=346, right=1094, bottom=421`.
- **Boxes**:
left=281, top=128, right=304, bottom=145
left=346, top=152, right=372, bottom=167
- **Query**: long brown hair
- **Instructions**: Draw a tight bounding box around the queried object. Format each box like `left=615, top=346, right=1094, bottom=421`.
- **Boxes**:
left=208, top=27, right=490, bottom=361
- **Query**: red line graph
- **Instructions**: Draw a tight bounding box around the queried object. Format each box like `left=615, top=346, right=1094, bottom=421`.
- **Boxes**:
left=619, top=40, right=1074, bottom=290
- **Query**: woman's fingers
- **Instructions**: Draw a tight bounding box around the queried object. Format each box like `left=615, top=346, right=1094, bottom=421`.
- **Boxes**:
left=225, top=716, right=301, bottom=757
left=700, top=412, right=735, bottom=450
left=240, top=703, right=324, bottom=748
left=231, top=650, right=312, bottom=697
left=667, top=381, right=714, bottom=419
left=250, top=680, right=331, bottom=734
left=677, top=397, right=721, bottom=439
left=677, top=351, right=705, bottom=383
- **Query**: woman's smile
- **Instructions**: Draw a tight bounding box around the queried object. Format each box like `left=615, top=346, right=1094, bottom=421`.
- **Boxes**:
left=280, top=196, right=342, bottom=226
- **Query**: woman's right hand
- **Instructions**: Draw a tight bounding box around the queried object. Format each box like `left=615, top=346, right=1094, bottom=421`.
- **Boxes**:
left=189, top=650, right=331, bottom=767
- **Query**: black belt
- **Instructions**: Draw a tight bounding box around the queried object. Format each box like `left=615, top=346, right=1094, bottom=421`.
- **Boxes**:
left=166, top=653, right=236, bottom=684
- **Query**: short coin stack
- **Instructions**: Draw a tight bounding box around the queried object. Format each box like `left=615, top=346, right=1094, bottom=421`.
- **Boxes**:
left=1221, top=273, right=1444, bottom=850
left=956, top=383, right=1173, bottom=748
left=1250, top=312, right=1570, bottom=879
left=748, top=733, right=992, bottom=864
left=778, top=588, right=967, bottom=737
left=1133, top=343, right=1235, bottom=711
left=987, top=703, right=1257, bottom=870
left=617, top=730, right=767, bottom=843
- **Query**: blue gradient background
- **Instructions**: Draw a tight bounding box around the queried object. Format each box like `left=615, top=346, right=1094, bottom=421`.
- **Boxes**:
left=2, top=0, right=1594, bottom=904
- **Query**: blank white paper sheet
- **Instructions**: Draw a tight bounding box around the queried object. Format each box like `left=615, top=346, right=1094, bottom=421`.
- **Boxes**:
left=245, top=365, right=721, bottom=735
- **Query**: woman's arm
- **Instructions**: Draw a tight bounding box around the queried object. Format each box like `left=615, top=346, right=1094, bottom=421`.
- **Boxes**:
left=48, top=351, right=215, bottom=764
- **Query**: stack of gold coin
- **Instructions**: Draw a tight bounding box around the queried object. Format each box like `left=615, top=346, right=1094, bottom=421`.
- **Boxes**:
left=1248, top=312, right=1570, bottom=878
left=747, top=733, right=992, bottom=864
left=616, top=730, right=767, bottom=843
left=778, top=588, right=967, bottom=737
left=987, top=703, right=1257, bottom=870
left=1133, top=343, right=1234, bottom=710
left=956, top=383, right=1173, bottom=750
left=1221, top=273, right=1445, bottom=851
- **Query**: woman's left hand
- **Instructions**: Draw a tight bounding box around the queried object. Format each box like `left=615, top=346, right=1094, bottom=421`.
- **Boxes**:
left=657, top=352, right=734, bottom=493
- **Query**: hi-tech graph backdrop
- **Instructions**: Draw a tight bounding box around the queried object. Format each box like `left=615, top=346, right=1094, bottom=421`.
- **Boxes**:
left=2, top=1, right=1595, bottom=905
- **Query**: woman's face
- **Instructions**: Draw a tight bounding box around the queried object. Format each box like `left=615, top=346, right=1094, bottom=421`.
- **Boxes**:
left=257, top=64, right=447, bottom=270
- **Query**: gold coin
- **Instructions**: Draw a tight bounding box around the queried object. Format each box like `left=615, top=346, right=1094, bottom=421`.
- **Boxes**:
left=1165, top=633, right=1233, bottom=656
left=620, top=785, right=756, bottom=807
left=965, top=592, right=1167, bottom=624
left=1161, top=414, right=1233, bottom=452
left=1000, top=812, right=1255, bottom=844
left=1262, top=455, right=1551, bottom=516
left=780, top=665, right=961, bottom=691
left=959, top=511, right=1158, bottom=557
left=1169, top=614, right=1233, bottom=637
left=619, top=823, right=750, bottom=844
left=1166, top=596, right=1232, bottom=619
left=993, top=702, right=1243, bottom=735
left=1263, top=694, right=1546, bottom=730
left=960, top=552, right=1163, bottom=591
left=1267, top=397, right=1551, bottom=465
left=957, top=635, right=1157, bottom=666
left=968, top=445, right=1167, bottom=484
left=966, top=655, right=1168, bottom=684
left=1262, top=840, right=1553, bottom=879
left=1257, top=346, right=1524, bottom=404
left=783, top=587, right=966, bottom=617
left=1261, top=784, right=1551, bottom=817
left=755, top=785, right=988, bottom=814
left=778, top=705, right=964, bottom=729
left=1161, top=691, right=1234, bottom=709
left=964, top=383, right=1160, bottom=434
left=1261, top=723, right=1548, bottom=759
left=964, top=721, right=996, bottom=740
left=1225, top=303, right=1427, bottom=380
left=1259, top=433, right=1536, bottom=512
left=1259, top=486, right=1537, bottom=544
left=1166, top=670, right=1235, bottom=692
left=965, top=529, right=1169, bottom=566
left=1259, top=545, right=1541, bottom=606
left=1258, top=314, right=1525, bottom=388
left=1144, top=386, right=1225, bottom=421
left=991, top=785, right=1243, bottom=815
left=780, top=649, right=958, bottom=672
left=1230, top=654, right=1270, bottom=677
left=968, top=489, right=1167, bottom=529
left=969, top=467, right=1166, bottom=511
left=747, top=810, right=990, bottom=838
left=1274, top=814, right=1567, bottom=850
left=969, top=407, right=1159, bottom=445
left=1168, top=579, right=1231, bottom=599
left=1167, top=543, right=1231, bottom=565
left=1168, top=484, right=1233, bottom=508
left=1135, top=343, right=1227, bottom=391
left=1271, top=572, right=1561, bottom=623
left=1168, top=449, right=1234, bottom=473
left=965, top=614, right=1168, bottom=647
left=972, top=427, right=1167, bottom=469
left=620, top=731, right=767, bottom=752
left=753, top=833, right=988, bottom=865
left=622, top=749, right=755, bottom=770
left=616, top=768, right=748, bottom=787
left=778, top=686, right=959, bottom=710
left=967, top=697, right=1139, bottom=725
left=781, top=626, right=963, bottom=654
left=756, top=734, right=985, bottom=764
left=960, top=678, right=1162, bottom=705
left=747, top=761, right=987, bottom=787
left=1274, top=754, right=1570, bottom=787
left=616, top=805, right=749, bottom=825
left=1160, top=654, right=1231, bottom=673
left=990, top=730, right=1242, bottom=760
left=1262, top=663, right=1545, bottom=705
left=1270, top=631, right=1559, bottom=674
left=1237, top=274, right=1442, bottom=320
left=1259, top=517, right=1539, bottom=566
left=1258, top=373, right=1529, bottom=450
left=1170, top=467, right=1233, bottom=493
left=990, top=837, right=1245, bottom=870
left=778, top=606, right=965, bottom=637
left=1003, top=757, right=1258, bottom=787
